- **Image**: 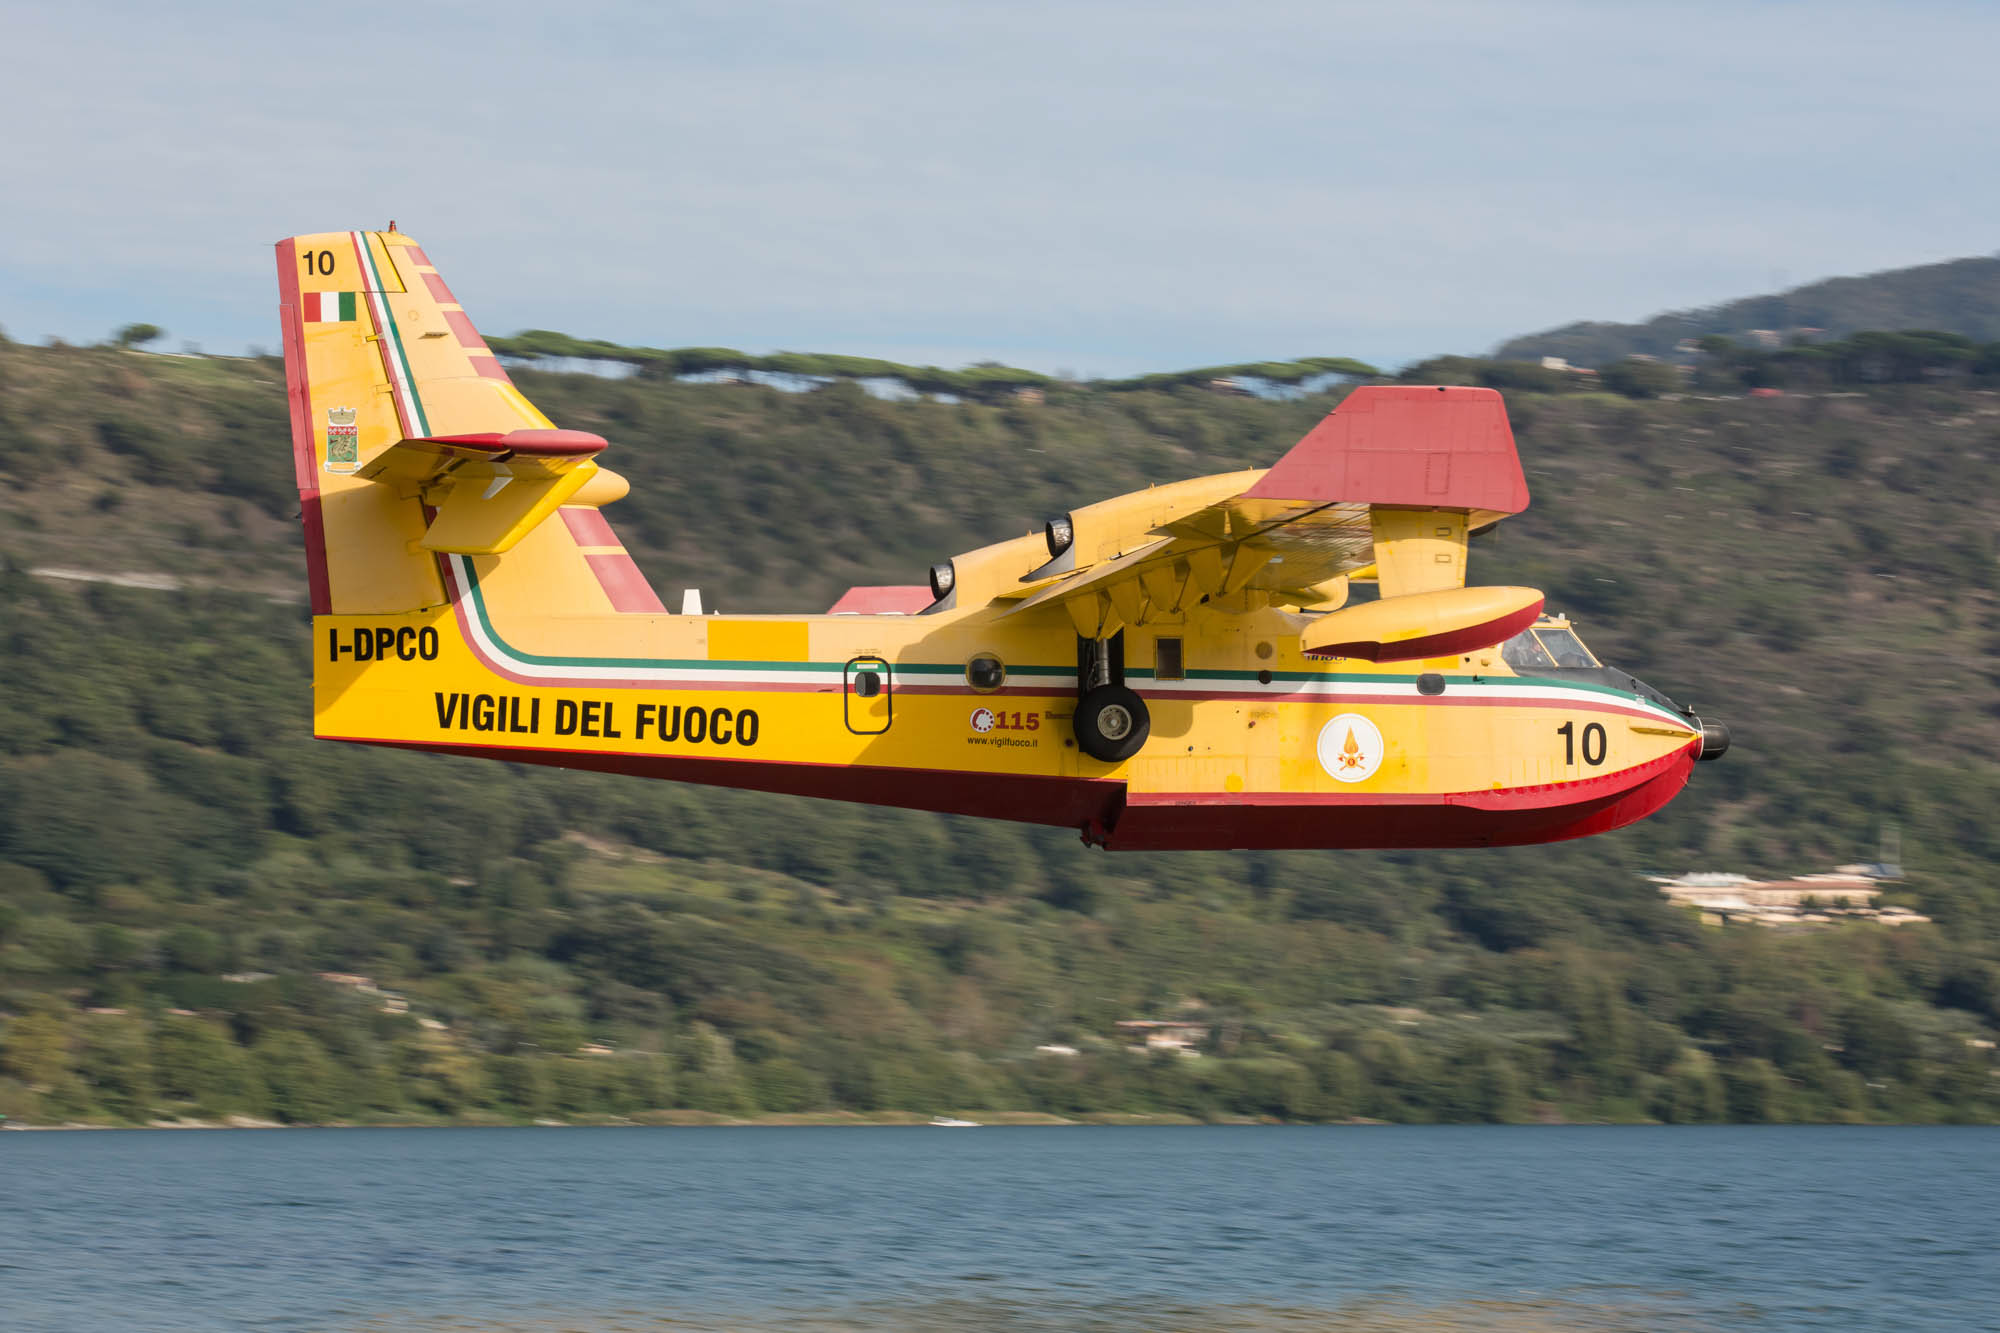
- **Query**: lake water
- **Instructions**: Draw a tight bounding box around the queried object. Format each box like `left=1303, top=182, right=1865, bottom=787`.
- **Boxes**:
left=1, top=1126, right=1994, bottom=1332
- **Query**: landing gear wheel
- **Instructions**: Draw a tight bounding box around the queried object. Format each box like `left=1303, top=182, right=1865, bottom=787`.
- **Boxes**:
left=1075, top=685, right=1150, bottom=763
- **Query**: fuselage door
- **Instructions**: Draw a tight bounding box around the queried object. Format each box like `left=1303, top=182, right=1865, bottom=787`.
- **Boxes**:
left=845, top=655, right=892, bottom=735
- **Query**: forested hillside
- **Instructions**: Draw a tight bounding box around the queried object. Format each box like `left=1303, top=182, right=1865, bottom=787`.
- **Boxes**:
left=1, top=335, right=1996, bottom=1126
left=1495, top=254, right=2000, bottom=367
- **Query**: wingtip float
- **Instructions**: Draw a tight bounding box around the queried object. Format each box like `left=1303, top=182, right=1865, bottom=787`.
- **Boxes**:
left=277, top=229, right=1726, bottom=852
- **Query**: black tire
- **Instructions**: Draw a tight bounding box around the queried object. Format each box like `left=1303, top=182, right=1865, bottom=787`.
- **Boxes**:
left=1075, top=685, right=1150, bottom=763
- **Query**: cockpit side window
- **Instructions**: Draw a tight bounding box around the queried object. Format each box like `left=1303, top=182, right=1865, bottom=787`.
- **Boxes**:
left=1534, top=628, right=1598, bottom=668
left=1500, top=630, right=1556, bottom=671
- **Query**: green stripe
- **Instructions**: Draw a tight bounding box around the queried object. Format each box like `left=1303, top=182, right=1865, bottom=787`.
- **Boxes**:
left=358, top=238, right=429, bottom=436
left=459, top=564, right=1668, bottom=716
left=459, top=559, right=1074, bottom=674
left=462, top=561, right=884, bottom=671
left=339, top=291, right=356, bottom=321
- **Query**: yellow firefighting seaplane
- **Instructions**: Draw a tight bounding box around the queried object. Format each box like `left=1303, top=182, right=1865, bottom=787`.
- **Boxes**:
left=279, top=229, right=1727, bottom=851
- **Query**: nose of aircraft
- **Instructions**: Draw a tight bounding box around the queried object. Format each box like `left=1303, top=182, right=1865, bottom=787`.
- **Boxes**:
left=1697, top=718, right=1731, bottom=761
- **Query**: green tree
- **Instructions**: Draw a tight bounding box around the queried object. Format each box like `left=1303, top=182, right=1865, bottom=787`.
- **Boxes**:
left=1, top=1012, right=72, bottom=1087
left=161, top=924, right=225, bottom=974
left=76, top=1016, right=154, bottom=1121
left=749, top=1057, right=826, bottom=1113
left=1658, top=1050, right=1726, bottom=1123
left=1599, top=358, right=1682, bottom=399
left=254, top=1030, right=341, bottom=1123
left=1312, top=1050, right=1370, bottom=1120
left=1723, top=1057, right=1788, bottom=1123
left=154, top=1016, right=262, bottom=1117
left=1469, top=1049, right=1528, bottom=1123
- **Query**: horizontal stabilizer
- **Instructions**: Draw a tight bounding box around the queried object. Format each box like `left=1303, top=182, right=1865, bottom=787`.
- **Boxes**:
left=1301, top=585, right=1543, bottom=662
left=357, top=429, right=610, bottom=555
left=410, top=429, right=608, bottom=458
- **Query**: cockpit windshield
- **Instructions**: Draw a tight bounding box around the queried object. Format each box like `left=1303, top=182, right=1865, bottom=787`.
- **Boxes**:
left=1534, top=627, right=1598, bottom=668
left=1500, top=623, right=1600, bottom=672
left=1500, top=629, right=1555, bottom=671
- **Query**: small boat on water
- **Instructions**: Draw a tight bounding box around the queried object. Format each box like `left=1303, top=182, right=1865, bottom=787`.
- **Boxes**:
left=928, top=1116, right=980, bottom=1127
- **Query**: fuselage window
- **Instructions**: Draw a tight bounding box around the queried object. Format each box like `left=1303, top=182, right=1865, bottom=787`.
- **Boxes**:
left=1534, top=628, right=1598, bottom=669
left=1500, top=630, right=1556, bottom=671
left=1154, top=637, right=1184, bottom=681
left=966, top=654, right=1006, bottom=692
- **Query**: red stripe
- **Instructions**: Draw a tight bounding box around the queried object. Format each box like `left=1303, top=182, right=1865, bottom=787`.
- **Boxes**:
left=898, top=684, right=1067, bottom=698
left=471, top=354, right=512, bottom=382
left=422, top=272, right=456, bottom=303
left=441, top=573, right=820, bottom=691
left=586, top=553, right=668, bottom=612
left=299, top=495, right=332, bottom=615
left=403, top=246, right=432, bottom=267
left=325, top=733, right=1123, bottom=829
left=275, top=239, right=331, bottom=615
left=560, top=507, right=619, bottom=546
left=354, top=232, right=416, bottom=438
left=443, top=309, right=484, bottom=349
left=434, top=565, right=1676, bottom=723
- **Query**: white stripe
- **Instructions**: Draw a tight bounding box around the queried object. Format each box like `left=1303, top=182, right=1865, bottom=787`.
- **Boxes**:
left=447, top=558, right=1691, bottom=725
left=1145, top=675, right=1686, bottom=724
left=352, top=231, right=417, bottom=437
left=449, top=556, right=841, bottom=685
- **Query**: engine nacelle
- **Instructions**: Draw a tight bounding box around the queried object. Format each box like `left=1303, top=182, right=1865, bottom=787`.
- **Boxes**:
left=1301, top=585, right=1544, bottom=662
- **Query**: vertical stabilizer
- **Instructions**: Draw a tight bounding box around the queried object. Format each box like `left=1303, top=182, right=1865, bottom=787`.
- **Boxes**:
left=275, top=229, right=663, bottom=618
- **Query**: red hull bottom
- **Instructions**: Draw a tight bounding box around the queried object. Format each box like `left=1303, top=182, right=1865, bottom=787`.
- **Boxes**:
left=1109, top=748, right=1696, bottom=850
left=333, top=736, right=1695, bottom=852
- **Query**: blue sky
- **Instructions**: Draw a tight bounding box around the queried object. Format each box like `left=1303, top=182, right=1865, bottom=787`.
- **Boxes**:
left=3, top=1, right=1997, bottom=374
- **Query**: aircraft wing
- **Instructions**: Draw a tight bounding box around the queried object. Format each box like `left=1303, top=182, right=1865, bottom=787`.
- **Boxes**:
left=999, top=386, right=1529, bottom=638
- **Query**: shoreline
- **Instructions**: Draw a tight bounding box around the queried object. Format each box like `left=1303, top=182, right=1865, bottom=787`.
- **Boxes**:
left=0, top=1110, right=1241, bottom=1131
left=6, top=1113, right=1976, bottom=1131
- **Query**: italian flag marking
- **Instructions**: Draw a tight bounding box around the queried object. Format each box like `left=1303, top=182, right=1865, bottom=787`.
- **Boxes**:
left=303, top=291, right=358, bottom=323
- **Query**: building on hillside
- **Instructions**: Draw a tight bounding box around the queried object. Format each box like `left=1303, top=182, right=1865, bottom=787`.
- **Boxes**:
left=1116, top=1020, right=1209, bottom=1055
left=1538, top=355, right=1601, bottom=383
left=1651, top=866, right=1926, bottom=928
left=315, top=971, right=408, bottom=1014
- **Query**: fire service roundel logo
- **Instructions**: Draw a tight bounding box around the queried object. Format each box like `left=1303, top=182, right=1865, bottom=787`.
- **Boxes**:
left=1318, top=713, right=1384, bottom=783
left=970, top=707, right=996, bottom=733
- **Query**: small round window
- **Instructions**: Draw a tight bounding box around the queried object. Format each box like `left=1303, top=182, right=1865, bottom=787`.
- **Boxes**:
left=966, top=654, right=1006, bottom=692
